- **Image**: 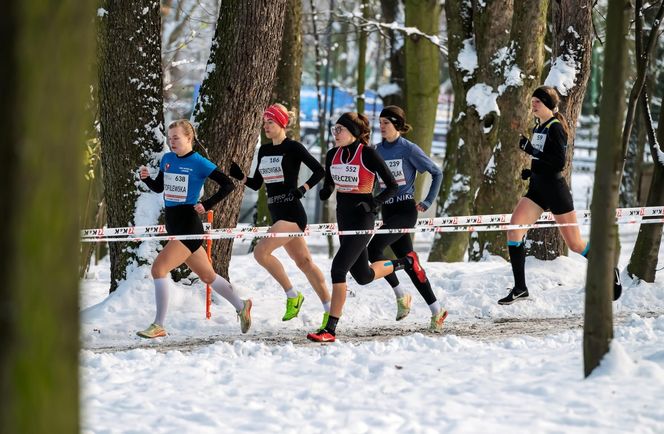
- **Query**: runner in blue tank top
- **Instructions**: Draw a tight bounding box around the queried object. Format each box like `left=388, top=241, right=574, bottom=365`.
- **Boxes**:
left=137, top=119, right=252, bottom=338
left=367, top=106, right=448, bottom=331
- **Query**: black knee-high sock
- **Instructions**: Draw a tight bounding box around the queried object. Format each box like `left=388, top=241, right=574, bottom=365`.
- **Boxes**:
left=325, top=315, right=339, bottom=334
left=405, top=269, right=437, bottom=305
left=508, top=241, right=527, bottom=290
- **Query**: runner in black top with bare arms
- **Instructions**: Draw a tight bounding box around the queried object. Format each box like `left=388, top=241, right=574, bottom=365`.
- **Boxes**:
left=229, top=104, right=331, bottom=328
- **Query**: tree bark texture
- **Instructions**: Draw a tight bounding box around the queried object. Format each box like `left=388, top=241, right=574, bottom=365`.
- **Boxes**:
left=528, top=0, right=594, bottom=260
left=194, top=0, right=287, bottom=279
left=0, top=1, right=94, bottom=432
left=627, top=81, right=664, bottom=282
left=272, top=0, right=303, bottom=141
left=380, top=0, right=406, bottom=107
left=429, top=0, right=513, bottom=262
left=404, top=0, right=442, bottom=203
left=98, top=0, right=165, bottom=292
left=474, top=0, right=549, bottom=260
left=584, top=0, right=632, bottom=378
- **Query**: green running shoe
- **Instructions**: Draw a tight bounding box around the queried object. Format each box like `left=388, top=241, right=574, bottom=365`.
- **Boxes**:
left=237, top=299, right=252, bottom=334
left=282, top=292, right=304, bottom=321
left=136, top=323, right=166, bottom=339
left=429, top=309, right=448, bottom=332
left=395, top=293, right=412, bottom=321
left=319, top=312, right=330, bottom=331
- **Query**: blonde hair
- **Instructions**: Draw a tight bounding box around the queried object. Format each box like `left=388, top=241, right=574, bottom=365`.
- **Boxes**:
left=168, top=119, right=209, bottom=157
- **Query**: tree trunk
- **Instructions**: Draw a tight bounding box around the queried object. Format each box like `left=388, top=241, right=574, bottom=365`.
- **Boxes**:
left=194, top=0, right=287, bottom=279
left=0, top=1, right=94, bottom=431
left=404, top=0, right=441, bottom=203
left=80, top=138, right=105, bottom=278
left=98, top=0, right=165, bottom=292
left=272, top=0, right=303, bottom=141
left=474, top=0, right=549, bottom=260
left=584, top=0, right=632, bottom=378
left=429, top=0, right=513, bottom=262
left=380, top=0, right=405, bottom=107
left=626, top=82, right=664, bottom=282
left=528, top=0, right=594, bottom=260
left=357, top=0, right=370, bottom=113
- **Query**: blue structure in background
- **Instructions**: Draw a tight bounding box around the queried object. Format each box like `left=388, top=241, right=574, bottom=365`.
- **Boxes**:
left=299, top=85, right=384, bottom=123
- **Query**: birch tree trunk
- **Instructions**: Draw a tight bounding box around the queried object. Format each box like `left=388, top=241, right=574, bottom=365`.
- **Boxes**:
left=0, top=1, right=94, bottom=431
left=584, top=0, right=632, bottom=378
left=98, top=0, right=165, bottom=292
left=194, top=0, right=287, bottom=278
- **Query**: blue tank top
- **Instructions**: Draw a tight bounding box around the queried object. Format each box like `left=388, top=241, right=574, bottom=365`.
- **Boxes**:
left=159, top=152, right=217, bottom=207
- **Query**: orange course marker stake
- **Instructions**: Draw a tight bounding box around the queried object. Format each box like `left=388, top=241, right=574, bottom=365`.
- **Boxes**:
left=206, top=210, right=213, bottom=319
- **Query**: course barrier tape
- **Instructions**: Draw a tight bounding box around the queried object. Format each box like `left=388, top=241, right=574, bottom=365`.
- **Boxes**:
left=81, top=206, right=664, bottom=240
left=80, top=212, right=664, bottom=243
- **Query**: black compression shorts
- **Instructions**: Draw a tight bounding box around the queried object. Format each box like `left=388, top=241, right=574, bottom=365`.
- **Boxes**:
left=524, top=173, right=574, bottom=215
left=164, top=205, right=205, bottom=254
left=268, top=196, right=307, bottom=231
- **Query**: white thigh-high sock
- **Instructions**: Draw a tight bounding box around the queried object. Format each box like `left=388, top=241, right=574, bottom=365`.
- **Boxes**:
left=211, top=275, right=244, bottom=311
left=153, top=277, right=170, bottom=326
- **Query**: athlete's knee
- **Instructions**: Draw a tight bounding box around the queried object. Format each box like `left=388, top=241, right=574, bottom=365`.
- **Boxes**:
left=351, top=269, right=374, bottom=286
left=151, top=264, right=168, bottom=279
left=197, top=270, right=217, bottom=284
left=331, top=269, right=347, bottom=284
left=569, top=240, right=587, bottom=255
left=294, top=255, right=313, bottom=271
left=253, top=245, right=270, bottom=265
left=367, top=245, right=384, bottom=262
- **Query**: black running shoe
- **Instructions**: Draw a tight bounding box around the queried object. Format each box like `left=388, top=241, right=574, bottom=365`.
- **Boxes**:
left=498, top=287, right=529, bottom=305
left=613, top=267, right=622, bottom=301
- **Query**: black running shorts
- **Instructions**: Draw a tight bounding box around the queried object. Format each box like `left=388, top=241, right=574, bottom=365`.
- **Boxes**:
left=524, top=173, right=574, bottom=215
left=164, top=205, right=205, bottom=253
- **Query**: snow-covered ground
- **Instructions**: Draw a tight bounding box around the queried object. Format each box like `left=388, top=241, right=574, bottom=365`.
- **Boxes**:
left=80, top=173, right=664, bottom=433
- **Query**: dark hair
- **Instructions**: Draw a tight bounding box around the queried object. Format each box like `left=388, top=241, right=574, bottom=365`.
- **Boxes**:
left=336, top=112, right=371, bottom=145
left=532, top=86, right=570, bottom=139
left=379, top=105, right=412, bottom=134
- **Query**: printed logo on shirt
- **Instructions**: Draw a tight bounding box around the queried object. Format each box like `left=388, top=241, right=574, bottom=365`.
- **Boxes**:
left=259, top=155, right=284, bottom=183
left=330, top=163, right=360, bottom=192
left=378, top=159, right=406, bottom=188
left=164, top=172, right=188, bottom=203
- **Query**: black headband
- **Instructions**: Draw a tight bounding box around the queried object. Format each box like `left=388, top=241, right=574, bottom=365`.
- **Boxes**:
left=336, top=113, right=362, bottom=138
left=532, top=88, right=556, bottom=111
left=379, top=108, right=405, bottom=130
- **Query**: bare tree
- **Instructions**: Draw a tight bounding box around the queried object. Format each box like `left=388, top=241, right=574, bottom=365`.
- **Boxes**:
left=473, top=0, right=550, bottom=259
left=0, top=1, right=94, bottom=431
left=98, top=0, right=165, bottom=292
left=528, top=0, right=595, bottom=259
left=584, top=0, right=632, bottom=378
left=430, top=0, right=514, bottom=262
left=194, top=0, right=287, bottom=278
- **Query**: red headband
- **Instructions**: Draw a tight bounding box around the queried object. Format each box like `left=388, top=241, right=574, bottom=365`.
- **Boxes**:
left=263, top=105, right=289, bottom=129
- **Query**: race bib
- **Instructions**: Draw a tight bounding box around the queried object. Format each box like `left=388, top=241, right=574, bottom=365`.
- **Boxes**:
left=532, top=133, right=547, bottom=152
left=259, top=155, right=284, bottom=183
left=330, top=163, right=360, bottom=192
left=378, top=159, right=406, bottom=188
left=164, top=173, right=189, bottom=203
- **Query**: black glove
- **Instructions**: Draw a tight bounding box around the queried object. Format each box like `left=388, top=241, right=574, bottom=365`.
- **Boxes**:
left=356, top=198, right=378, bottom=214
left=521, top=168, right=532, bottom=180
left=289, top=185, right=307, bottom=199
left=519, top=135, right=534, bottom=155
left=229, top=162, right=245, bottom=181
left=319, top=186, right=333, bottom=201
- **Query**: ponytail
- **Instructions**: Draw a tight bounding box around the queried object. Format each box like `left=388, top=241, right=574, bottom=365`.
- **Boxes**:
left=553, top=112, right=570, bottom=141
